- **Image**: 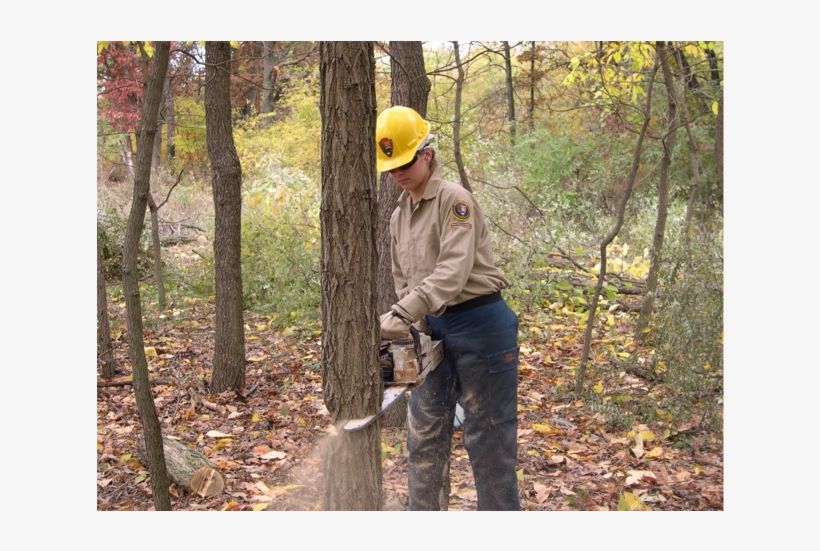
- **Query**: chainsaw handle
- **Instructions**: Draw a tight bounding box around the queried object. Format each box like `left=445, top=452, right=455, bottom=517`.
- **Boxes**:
left=408, top=325, right=422, bottom=362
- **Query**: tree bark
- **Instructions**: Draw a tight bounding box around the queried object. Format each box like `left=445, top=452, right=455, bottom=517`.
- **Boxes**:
left=377, top=41, right=431, bottom=428
left=319, top=41, right=382, bottom=511
left=575, top=45, right=660, bottom=394
left=635, top=42, right=679, bottom=344
left=122, top=41, right=172, bottom=510
left=529, top=41, right=536, bottom=133
left=206, top=42, right=246, bottom=393
left=451, top=41, right=472, bottom=192
left=503, top=41, right=516, bottom=146
left=713, top=85, right=723, bottom=217
left=98, top=226, right=115, bottom=379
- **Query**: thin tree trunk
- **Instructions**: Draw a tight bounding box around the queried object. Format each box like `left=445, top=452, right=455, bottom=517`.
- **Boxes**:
left=98, top=226, right=115, bottom=379
left=122, top=41, right=172, bottom=510
left=451, top=41, right=472, bottom=193
left=377, top=42, right=431, bottom=429
left=206, top=42, right=246, bottom=393
left=575, top=46, right=660, bottom=394
left=503, top=41, right=516, bottom=146
left=147, top=193, right=167, bottom=310
left=165, top=74, right=175, bottom=160
left=712, top=86, right=723, bottom=217
left=529, top=41, right=535, bottom=133
left=635, top=42, right=679, bottom=344
left=675, top=45, right=703, bottom=238
left=260, top=41, right=277, bottom=114
left=121, top=134, right=134, bottom=178
left=319, top=41, right=382, bottom=511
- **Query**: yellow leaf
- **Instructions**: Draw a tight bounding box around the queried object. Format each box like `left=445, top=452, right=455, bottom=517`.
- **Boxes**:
left=252, top=502, right=269, bottom=511
left=532, top=423, right=560, bottom=435
left=711, top=101, right=719, bottom=115
left=639, top=430, right=655, bottom=441
left=606, top=315, right=615, bottom=326
left=617, top=492, right=641, bottom=511
left=144, top=346, right=157, bottom=357
left=529, top=326, right=542, bottom=334
left=290, top=311, right=298, bottom=317
left=645, top=446, right=664, bottom=459
left=230, top=41, right=240, bottom=49
left=97, top=41, right=108, bottom=54
left=220, top=500, right=239, bottom=511
left=252, top=413, right=260, bottom=422
left=593, top=381, right=603, bottom=394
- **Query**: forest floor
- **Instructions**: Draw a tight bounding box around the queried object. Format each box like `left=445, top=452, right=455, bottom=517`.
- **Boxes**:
left=97, top=269, right=723, bottom=512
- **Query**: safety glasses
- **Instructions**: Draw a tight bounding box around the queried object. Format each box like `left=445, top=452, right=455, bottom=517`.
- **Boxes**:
left=388, top=153, right=419, bottom=173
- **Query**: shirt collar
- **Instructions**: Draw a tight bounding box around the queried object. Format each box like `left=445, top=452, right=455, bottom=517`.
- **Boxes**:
left=397, top=169, right=443, bottom=208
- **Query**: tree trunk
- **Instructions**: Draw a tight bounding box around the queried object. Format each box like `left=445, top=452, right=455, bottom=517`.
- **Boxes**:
left=98, top=226, right=115, bottom=380
left=503, top=41, right=516, bottom=146
left=121, top=134, right=134, bottom=179
left=164, top=74, right=175, bottom=160
left=529, top=41, right=536, bottom=133
left=122, top=41, right=172, bottom=510
left=206, top=42, right=246, bottom=393
left=260, top=41, right=277, bottom=114
left=451, top=41, right=472, bottom=192
left=136, top=435, right=225, bottom=497
left=319, top=41, right=382, bottom=511
left=575, top=45, right=660, bottom=394
left=675, top=45, right=703, bottom=238
left=147, top=193, right=167, bottom=310
left=635, top=42, right=679, bottom=345
left=712, top=85, right=723, bottom=217
left=377, top=41, right=431, bottom=428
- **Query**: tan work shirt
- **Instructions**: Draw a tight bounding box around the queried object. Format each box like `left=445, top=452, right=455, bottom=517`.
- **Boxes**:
left=390, top=169, right=509, bottom=321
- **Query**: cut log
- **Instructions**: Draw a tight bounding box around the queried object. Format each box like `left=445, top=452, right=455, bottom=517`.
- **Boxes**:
left=136, top=435, right=225, bottom=497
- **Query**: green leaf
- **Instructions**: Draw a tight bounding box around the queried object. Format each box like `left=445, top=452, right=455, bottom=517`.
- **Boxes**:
left=574, top=247, right=584, bottom=255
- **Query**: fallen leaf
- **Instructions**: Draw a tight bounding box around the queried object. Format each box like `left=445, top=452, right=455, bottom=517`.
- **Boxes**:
left=533, top=482, right=551, bottom=503
left=632, top=432, right=645, bottom=459
left=626, top=470, right=657, bottom=486
left=532, top=423, right=561, bottom=435
left=260, top=450, right=286, bottom=460
left=644, top=446, right=664, bottom=459
left=206, top=430, right=232, bottom=438
left=144, top=346, right=157, bottom=357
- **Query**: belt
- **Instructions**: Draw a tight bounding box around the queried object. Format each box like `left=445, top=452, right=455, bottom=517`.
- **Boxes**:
left=445, top=291, right=502, bottom=314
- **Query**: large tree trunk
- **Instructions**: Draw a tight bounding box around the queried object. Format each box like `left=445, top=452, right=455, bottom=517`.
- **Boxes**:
left=503, top=41, right=516, bottom=146
left=575, top=45, right=660, bottom=394
left=319, top=41, right=382, bottom=511
left=377, top=42, right=431, bottom=428
left=206, top=42, right=246, bottom=393
left=98, top=226, right=115, bottom=380
left=451, top=41, right=472, bottom=193
left=121, top=41, right=172, bottom=510
left=635, top=42, right=679, bottom=344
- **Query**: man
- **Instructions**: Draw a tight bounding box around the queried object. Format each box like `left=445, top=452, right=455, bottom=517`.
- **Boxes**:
left=377, top=106, right=520, bottom=511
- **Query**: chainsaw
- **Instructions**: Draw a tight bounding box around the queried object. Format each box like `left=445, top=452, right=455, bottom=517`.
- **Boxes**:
left=342, top=326, right=443, bottom=431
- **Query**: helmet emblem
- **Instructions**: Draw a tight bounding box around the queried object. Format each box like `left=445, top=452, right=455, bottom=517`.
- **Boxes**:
left=379, top=138, right=394, bottom=157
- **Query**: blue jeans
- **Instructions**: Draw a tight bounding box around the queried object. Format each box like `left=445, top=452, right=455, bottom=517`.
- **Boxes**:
left=406, top=299, right=520, bottom=510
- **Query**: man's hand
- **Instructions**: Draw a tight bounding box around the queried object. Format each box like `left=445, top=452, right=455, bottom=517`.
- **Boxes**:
left=380, top=311, right=411, bottom=340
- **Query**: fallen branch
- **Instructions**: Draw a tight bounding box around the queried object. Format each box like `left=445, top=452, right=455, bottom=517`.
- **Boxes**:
left=97, top=377, right=172, bottom=388
left=236, top=378, right=262, bottom=400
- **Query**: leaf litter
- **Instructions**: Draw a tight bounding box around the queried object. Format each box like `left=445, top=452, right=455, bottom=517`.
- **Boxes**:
left=97, top=296, right=722, bottom=511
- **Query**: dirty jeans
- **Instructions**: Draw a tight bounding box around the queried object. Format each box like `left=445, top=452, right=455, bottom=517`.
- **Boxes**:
left=407, top=299, right=520, bottom=510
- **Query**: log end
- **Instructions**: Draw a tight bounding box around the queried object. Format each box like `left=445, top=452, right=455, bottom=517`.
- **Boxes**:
left=189, top=465, right=226, bottom=497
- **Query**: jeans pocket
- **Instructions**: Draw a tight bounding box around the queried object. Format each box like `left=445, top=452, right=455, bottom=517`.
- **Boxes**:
left=487, top=346, right=519, bottom=424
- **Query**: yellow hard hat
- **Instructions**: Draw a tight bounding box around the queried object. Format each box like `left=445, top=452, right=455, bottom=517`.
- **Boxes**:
left=375, top=106, right=431, bottom=172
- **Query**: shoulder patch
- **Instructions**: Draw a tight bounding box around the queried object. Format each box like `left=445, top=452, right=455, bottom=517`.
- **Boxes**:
left=450, top=199, right=471, bottom=221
